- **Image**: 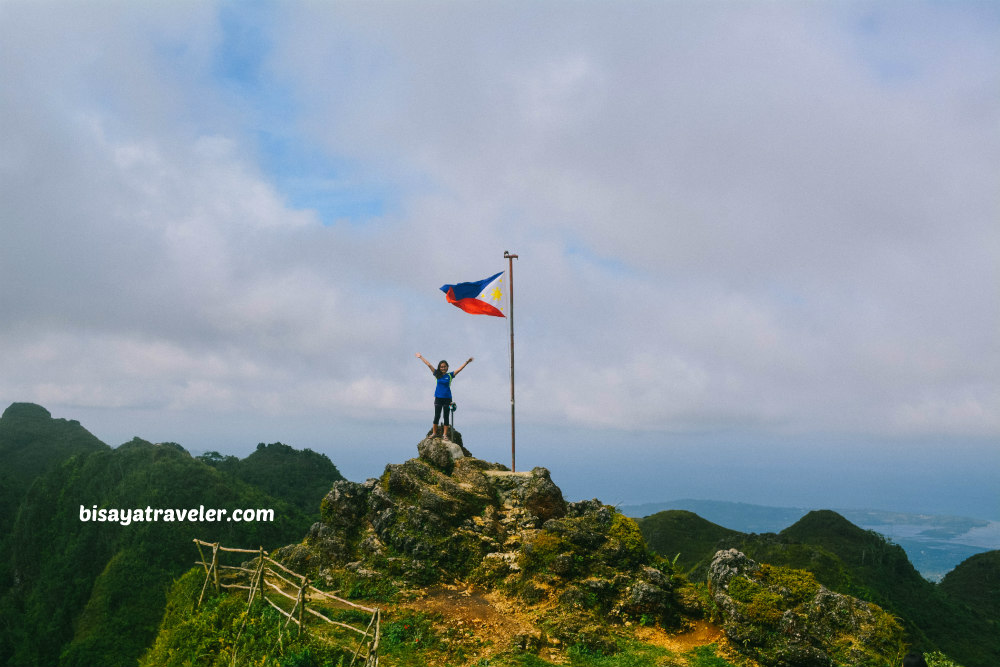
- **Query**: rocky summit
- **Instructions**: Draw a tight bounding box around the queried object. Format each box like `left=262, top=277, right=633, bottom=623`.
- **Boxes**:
left=274, top=430, right=690, bottom=652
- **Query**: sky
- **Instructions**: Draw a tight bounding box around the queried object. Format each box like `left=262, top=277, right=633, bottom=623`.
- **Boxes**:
left=1, top=1, right=998, bottom=519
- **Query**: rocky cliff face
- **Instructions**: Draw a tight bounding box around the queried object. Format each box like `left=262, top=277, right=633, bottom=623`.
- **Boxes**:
left=274, top=432, right=687, bottom=651
left=708, top=548, right=905, bottom=666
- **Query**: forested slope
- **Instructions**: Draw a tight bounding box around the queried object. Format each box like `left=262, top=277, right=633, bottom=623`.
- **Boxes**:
left=0, top=403, right=343, bottom=667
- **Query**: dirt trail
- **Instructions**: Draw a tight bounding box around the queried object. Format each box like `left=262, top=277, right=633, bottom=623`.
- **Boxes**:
left=635, top=619, right=724, bottom=652
left=406, top=584, right=574, bottom=663
left=408, top=584, right=534, bottom=639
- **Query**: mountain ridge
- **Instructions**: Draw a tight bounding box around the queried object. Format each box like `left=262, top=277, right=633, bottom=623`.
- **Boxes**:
left=623, top=497, right=998, bottom=581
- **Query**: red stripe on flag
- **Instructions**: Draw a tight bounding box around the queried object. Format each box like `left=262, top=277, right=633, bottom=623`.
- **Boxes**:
left=445, top=288, right=505, bottom=317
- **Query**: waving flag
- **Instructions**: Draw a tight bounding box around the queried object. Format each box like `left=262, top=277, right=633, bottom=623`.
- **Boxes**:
left=440, top=271, right=506, bottom=317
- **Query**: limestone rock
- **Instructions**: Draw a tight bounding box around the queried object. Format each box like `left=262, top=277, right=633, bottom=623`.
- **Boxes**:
left=485, top=467, right=567, bottom=524
left=319, top=479, right=373, bottom=529
left=708, top=549, right=904, bottom=666
left=417, top=435, right=469, bottom=473
left=421, top=426, right=468, bottom=450
left=708, top=548, right=759, bottom=589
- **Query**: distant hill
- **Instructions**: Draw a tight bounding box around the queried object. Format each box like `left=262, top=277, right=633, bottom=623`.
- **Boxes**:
left=636, top=507, right=1000, bottom=666
left=0, top=402, right=107, bottom=500
left=0, top=403, right=345, bottom=667
left=940, top=550, right=1000, bottom=620
left=0, top=403, right=112, bottom=662
left=625, top=498, right=808, bottom=533
left=198, top=441, right=344, bottom=513
left=636, top=509, right=739, bottom=572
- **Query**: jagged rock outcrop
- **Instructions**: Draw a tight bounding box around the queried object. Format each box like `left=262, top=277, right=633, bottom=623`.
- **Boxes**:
left=708, top=549, right=905, bottom=666
left=272, top=433, right=686, bottom=653
left=275, top=431, right=571, bottom=581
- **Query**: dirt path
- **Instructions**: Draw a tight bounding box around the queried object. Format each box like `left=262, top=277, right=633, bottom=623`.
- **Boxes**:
left=408, top=583, right=534, bottom=639
left=636, top=619, right=724, bottom=652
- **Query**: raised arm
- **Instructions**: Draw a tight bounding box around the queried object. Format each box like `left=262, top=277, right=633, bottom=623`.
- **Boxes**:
left=453, top=357, right=474, bottom=375
left=415, top=353, right=435, bottom=371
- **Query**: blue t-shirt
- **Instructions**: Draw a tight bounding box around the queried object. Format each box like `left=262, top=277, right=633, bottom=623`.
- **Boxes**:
left=434, top=372, right=455, bottom=399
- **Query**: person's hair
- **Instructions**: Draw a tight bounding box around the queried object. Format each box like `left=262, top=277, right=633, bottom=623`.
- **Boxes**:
left=434, top=360, right=449, bottom=379
left=903, top=653, right=928, bottom=667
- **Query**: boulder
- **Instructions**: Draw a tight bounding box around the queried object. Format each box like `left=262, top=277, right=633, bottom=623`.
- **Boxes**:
left=421, top=426, right=469, bottom=450
left=485, top=467, right=567, bottom=524
left=320, top=479, right=373, bottom=528
left=708, top=549, right=905, bottom=666
left=417, top=436, right=467, bottom=473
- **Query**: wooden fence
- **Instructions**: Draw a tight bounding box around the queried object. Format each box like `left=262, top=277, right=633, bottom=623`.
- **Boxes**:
left=194, top=539, right=381, bottom=667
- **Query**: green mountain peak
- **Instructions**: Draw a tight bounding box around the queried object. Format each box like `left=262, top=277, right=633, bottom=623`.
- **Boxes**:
left=1, top=401, right=53, bottom=420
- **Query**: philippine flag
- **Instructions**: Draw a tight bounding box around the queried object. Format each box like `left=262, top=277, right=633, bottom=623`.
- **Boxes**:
left=440, top=271, right=506, bottom=317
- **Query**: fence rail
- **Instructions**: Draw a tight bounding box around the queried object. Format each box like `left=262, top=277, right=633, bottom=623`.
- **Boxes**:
left=193, top=539, right=380, bottom=667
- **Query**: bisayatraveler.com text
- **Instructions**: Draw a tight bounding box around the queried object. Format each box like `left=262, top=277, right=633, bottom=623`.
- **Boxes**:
left=79, top=504, right=275, bottom=526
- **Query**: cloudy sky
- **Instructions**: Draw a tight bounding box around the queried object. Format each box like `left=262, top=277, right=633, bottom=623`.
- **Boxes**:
left=2, top=1, right=997, bottom=518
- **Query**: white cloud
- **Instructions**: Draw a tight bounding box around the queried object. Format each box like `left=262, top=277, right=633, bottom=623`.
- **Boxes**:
left=1, top=1, right=998, bottom=510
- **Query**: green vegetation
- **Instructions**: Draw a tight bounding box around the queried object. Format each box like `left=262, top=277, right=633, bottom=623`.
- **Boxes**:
left=639, top=508, right=999, bottom=666
left=561, top=640, right=738, bottom=667
left=199, top=441, right=344, bottom=513
left=717, top=559, right=904, bottom=665
left=778, top=511, right=997, bottom=665
left=0, top=402, right=109, bottom=637
left=0, top=403, right=343, bottom=667
left=140, top=569, right=354, bottom=667
left=939, top=550, right=1000, bottom=619
left=464, top=643, right=739, bottom=667
left=0, top=403, right=106, bottom=493
left=726, top=563, right=822, bottom=624
left=143, top=570, right=744, bottom=667
left=637, top=510, right=740, bottom=575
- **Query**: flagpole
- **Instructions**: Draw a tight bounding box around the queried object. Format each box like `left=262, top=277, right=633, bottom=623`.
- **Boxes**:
left=504, top=250, right=518, bottom=472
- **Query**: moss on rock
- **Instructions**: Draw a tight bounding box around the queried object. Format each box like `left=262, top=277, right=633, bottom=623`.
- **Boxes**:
left=709, top=549, right=905, bottom=666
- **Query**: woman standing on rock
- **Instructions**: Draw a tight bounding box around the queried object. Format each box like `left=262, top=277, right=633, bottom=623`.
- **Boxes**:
left=415, top=353, right=472, bottom=440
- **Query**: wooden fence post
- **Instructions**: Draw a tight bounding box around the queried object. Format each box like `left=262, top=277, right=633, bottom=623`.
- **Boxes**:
left=368, top=609, right=380, bottom=667
left=195, top=539, right=210, bottom=607
left=194, top=539, right=208, bottom=575
left=297, top=579, right=308, bottom=636
left=256, top=547, right=265, bottom=603
left=212, top=543, right=220, bottom=595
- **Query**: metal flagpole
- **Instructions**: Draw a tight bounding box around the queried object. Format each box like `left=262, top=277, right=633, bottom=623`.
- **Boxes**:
left=504, top=251, right=518, bottom=472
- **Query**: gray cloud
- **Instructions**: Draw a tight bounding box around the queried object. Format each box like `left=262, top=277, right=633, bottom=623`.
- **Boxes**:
left=1, top=1, right=997, bottom=509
